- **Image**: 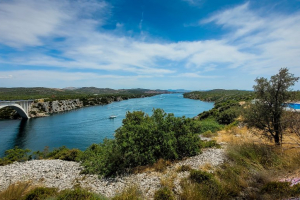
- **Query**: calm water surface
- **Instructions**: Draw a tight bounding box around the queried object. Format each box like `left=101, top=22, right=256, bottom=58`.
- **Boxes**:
left=0, top=94, right=214, bottom=156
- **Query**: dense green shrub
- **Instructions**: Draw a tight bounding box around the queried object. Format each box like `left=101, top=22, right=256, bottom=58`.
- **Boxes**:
left=197, top=119, right=223, bottom=133
left=200, top=140, right=221, bottom=148
left=190, top=170, right=214, bottom=184
left=23, top=187, right=57, bottom=200
left=80, top=139, right=123, bottom=177
left=0, top=146, right=31, bottom=165
left=154, top=187, right=175, bottom=200
left=57, top=188, right=106, bottom=200
left=81, top=109, right=202, bottom=177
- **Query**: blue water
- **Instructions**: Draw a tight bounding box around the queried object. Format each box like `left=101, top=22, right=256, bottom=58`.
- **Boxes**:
left=0, top=94, right=214, bottom=156
left=288, top=103, right=300, bottom=110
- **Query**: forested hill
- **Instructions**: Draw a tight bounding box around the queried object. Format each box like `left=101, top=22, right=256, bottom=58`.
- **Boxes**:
left=0, top=87, right=170, bottom=100
left=183, top=89, right=254, bottom=103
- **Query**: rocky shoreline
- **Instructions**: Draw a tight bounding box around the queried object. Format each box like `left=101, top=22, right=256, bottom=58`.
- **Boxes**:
left=0, top=148, right=225, bottom=199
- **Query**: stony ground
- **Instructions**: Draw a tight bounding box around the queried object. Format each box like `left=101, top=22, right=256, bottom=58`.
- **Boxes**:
left=0, top=148, right=225, bottom=199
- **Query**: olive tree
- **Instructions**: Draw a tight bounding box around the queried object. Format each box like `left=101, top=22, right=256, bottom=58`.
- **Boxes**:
left=244, top=68, right=299, bottom=145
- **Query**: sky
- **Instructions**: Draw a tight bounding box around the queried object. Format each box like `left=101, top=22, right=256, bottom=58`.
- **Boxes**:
left=0, top=0, right=300, bottom=90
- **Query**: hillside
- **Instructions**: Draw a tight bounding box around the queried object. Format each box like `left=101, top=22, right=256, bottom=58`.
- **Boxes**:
left=0, top=87, right=170, bottom=101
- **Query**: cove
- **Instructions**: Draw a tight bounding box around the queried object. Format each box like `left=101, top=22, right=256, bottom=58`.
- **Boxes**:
left=0, top=94, right=214, bottom=156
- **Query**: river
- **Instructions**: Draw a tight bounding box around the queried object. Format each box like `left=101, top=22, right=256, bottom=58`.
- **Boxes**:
left=0, top=94, right=214, bottom=156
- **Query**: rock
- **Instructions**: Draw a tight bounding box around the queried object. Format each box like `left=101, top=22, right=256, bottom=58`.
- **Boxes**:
left=0, top=148, right=226, bottom=199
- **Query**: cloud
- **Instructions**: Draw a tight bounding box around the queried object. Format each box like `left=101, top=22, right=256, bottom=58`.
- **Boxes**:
left=0, top=1, right=300, bottom=89
left=202, top=2, right=300, bottom=75
left=0, top=75, right=13, bottom=79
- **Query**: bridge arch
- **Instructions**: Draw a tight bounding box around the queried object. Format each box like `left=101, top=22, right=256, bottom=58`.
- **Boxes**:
left=0, top=101, right=32, bottom=119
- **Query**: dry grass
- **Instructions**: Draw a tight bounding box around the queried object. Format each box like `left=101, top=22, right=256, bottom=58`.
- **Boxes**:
left=199, top=163, right=213, bottom=172
left=0, top=181, right=34, bottom=200
left=160, top=171, right=177, bottom=189
left=112, top=185, right=143, bottom=200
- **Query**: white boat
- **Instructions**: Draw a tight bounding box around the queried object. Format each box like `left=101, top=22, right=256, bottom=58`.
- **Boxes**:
left=109, top=115, right=117, bottom=119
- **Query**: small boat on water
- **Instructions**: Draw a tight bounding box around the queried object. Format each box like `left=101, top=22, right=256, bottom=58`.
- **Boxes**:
left=109, top=115, right=117, bottom=119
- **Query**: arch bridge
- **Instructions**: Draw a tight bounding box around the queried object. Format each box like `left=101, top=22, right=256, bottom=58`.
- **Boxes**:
left=0, top=100, right=34, bottom=119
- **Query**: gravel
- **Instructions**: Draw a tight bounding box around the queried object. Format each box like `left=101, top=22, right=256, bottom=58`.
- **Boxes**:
left=0, top=148, right=225, bottom=199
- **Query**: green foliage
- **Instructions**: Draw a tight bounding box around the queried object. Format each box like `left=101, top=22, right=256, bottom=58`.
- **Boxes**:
left=260, top=181, right=300, bottom=199
left=200, top=140, right=221, bottom=148
left=0, top=181, right=32, bottom=200
left=201, top=130, right=218, bottom=138
left=180, top=173, right=224, bottom=200
left=244, top=68, right=299, bottom=145
left=154, top=187, right=175, bottom=200
left=80, top=140, right=123, bottom=177
left=45, top=146, right=82, bottom=161
left=185, top=89, right=252, bottom=125
left=197, top=119, right=223, bottom=133
left=80, top=109, right=202, bottom=177
left=189, top=170, right=214, bottom=184
left=184, top=89, right=254, bottom=103
left=57, top=188, right=105, bottom=200
left=0, top=146, right=31, bottom=165
left=226, top=143, right=281, bottom=169
left=23, top=187, right=57, bottom=200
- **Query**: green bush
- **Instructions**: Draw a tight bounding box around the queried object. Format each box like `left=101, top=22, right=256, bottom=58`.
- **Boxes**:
left=260, top=181, right=291, bottom=198
left=80, top=109, right=202, bottom=177
left=226, top=143, right=281, bottom=169
left=57, top=188, right=106, bottom=200
left=80, top=140, right=123, bottom=177
left=47, top=147, right=82, bottom=161
left=0, top=146, right=31, bottom=165
left=154, top=187, right=175, bottom=200
left=200, top=140, right=221, bottom=148
left=190, top=170, right=214, bottom=184
left=23, top=187, right=57, bottom=200
left=197, top=119, right=223, bottom=134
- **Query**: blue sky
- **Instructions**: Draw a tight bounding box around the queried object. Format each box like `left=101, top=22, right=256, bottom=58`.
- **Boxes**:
left=0, top=0, right=300, bottom=90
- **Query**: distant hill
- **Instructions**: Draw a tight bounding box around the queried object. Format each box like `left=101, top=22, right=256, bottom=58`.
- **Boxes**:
left=0, top=87, right=171, bottom=100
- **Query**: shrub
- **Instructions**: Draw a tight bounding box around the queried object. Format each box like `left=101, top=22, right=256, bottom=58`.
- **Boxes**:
left=0, top=146, right=31, bottom=165
left=112, top=185, right=143, bottom=200
left=154, top=187, right=174, bottom=200
left=152, top=159, right=171, bottom=172
left=0, top=181, right=32, bottom=200
left=176, top=165, right=192, bottom=172
left=80, top=109, right=202, bottom=177
left=46, top=146, right=82, bottom=161
left=198, top=119, right=223, bottom=134
left=190, top=170, right=214, bottom=184
left=23, top=187, right=57, bottom=200
left=260, top=181, right=291, bottom=198
left=80, top=140, right=123, bottom=177
left=180, top=177, right=224, bottom=200
left=226, top=143, right=281, bottom=169
left=200, top=140, right=221, bottom=148
left=201, top=130, right=218, bottom=138
left=57, top=188, right=106, bottom=200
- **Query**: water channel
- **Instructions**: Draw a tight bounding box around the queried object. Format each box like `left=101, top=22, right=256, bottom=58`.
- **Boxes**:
left=0, top=94, right=214, bottom=156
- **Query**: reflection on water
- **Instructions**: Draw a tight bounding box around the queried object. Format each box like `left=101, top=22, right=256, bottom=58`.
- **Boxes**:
left=0, top=94, right=214, bottom=156
left=14, top=119, right=29, bottom=149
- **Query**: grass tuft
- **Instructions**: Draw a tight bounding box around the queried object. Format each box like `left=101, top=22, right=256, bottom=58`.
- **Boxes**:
left=0, top=181, right=32, bottom=200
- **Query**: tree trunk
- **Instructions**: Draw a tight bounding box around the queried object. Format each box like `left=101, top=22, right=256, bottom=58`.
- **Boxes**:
left=274, top=133, right=280, bottom=145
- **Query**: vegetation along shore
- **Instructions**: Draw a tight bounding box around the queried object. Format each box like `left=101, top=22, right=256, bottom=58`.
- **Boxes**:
left=1, top=68, right=300, bottom=199
left=0, top=87, right=170, bottom=119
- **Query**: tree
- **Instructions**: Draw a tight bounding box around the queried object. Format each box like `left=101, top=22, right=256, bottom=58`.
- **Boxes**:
left=244, top=68, right=299, bottom=145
